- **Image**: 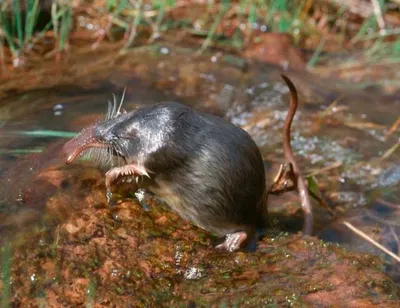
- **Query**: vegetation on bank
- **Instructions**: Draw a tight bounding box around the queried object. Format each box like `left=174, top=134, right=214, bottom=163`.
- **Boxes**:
left=0, top=0, right=399, bottom=68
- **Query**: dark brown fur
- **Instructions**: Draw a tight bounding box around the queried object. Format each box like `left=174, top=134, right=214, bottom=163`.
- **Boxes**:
left=63, top=75, right=312, bottom=251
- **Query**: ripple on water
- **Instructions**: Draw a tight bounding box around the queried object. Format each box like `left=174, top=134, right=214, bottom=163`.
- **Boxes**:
left=341, top=164, right=400, bottom=190
left=292, top=133, right=362, bottom=165
left=374, top=165, right=400, bottom=188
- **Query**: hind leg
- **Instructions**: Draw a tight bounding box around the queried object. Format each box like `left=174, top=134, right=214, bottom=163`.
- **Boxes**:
left=215, top=229, right=257, bottom=252
left=215, top=232, right=248, bottom=252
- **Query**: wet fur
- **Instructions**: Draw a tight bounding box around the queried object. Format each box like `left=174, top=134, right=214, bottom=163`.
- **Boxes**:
left=64, top=101, right=267, bottom=237
left=63, top=75, right=312, bottom=248
left=141, top=103, right=267, bottom=235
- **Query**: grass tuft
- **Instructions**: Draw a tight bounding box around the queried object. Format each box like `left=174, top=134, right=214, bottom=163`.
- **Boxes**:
left=0, top=0, right=41, bottom=63
left=51, top=2, right=73, bottom=53
left=0, top=0, right=399, bottom=67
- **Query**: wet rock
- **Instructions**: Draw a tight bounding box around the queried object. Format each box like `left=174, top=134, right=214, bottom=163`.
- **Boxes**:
left=6, top=193, right=400, bottom=307
left=115, top=227, right=128, bottom=239
left=36, top=169, right=66, bottom=188
left=112, top=207, right=133, bottom=222
left=64, top=218, right=85, bottom=235
left=63, top=278, right=89, bottom=305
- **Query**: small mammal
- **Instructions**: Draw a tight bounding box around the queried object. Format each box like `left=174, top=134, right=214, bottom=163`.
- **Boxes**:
left=63, top=75, right=312, bottom=251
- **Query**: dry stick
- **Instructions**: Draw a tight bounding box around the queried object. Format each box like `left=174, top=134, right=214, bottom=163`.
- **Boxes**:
left=376, top=198, right=400, bottom=209
left=306, top=161, right=343, bottom=177
left=371, top=0, right=386, bottom=30
left=389, top=227, right=400, bottom=258
left=380, top=141, right=400, bottom=161
left=268, top=182, right=333, bottom=215
left=281, top=75, right=313, bottom=235
left=385, top=116, right=400, bottom=139
left=343, top=221, right=400, bottom=263
left=268, top=164, right=286, bottom=193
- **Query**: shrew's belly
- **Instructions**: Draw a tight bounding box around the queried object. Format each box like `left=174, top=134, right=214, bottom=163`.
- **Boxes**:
left=147, top=178, right=245, bottom=236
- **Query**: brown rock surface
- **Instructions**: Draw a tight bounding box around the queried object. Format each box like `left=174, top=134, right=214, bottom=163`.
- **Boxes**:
left=2, top=166, right=399, bottom=307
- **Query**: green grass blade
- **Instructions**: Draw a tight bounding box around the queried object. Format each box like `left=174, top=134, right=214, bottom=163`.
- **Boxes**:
left=350, top=16, right=377, bottom=44
left=248, top=3, right=256, bottom=26
left=12, top=0, right=23, bottom=49
left=238, top=0, right=247, bottom=17
left=150, top=0, right=166, bottom=41
left=197, top=4, right=228, bottom=54
left=25, top=0, right=40, bottom=44
left=0, top=10, right=18, bottom=56
left=0, top=148, right=44, bottom=155
left=25, top=0, right=34, bottom=41
left=12, top=130, right=78, bottom=138
left=294, top=0, right=307, bottom=20
left=0, top=21, right=4, bottom=68
left=266, top=0, right=279, bottom=28
left=59, top=6, right=72, bottom=51
left=114, top=0, right=129, bottom=16
left=393, top=39, right=400, bottom=56
left=51, top=2, right=59, bottom=39
left=25, top=0, right=32, bottom=32
left=106, top=0, right=117, bottom=11
left=28, top=5, right=69, bottom=51
left=365, top=35, right=385, bottom=58
left=122, top=0, right=143, bottom=49
left=278, top=0, right=289, bottom=32
left=307, top=37, right=326, bottom=69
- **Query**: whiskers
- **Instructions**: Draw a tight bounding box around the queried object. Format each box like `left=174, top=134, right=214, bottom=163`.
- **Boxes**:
left=64, top=87, right=129, bottom=169
left=84, top=141, right=125, bottom=169
left=106, top=87, right=127, bottom=121
left=84, top=88, right=128, bottom=168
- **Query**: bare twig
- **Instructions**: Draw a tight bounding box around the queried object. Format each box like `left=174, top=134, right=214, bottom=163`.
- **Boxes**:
left=380, top=140, right=400, bottom=161
left=385, top=116, right=400, bottom=139
left=376, top=198, right=400, bottom=209
left=307, top=161, right=343, bottom=177
left=371, top=0, right=386, bottom=29
left=389, top=227, right=400, bottom=257
left=343, top=221, right=400, bottom=263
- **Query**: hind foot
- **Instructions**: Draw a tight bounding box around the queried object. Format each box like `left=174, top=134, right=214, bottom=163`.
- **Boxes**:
left=215, top=231, right=248, bottom=252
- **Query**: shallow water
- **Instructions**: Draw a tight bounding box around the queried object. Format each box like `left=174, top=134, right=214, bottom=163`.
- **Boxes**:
left=0, top=45, right=399, bottom=284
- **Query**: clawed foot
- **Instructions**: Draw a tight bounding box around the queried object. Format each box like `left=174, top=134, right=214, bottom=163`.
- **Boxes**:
left=105, top=164, right=150, bottom=205
left=215, top=231, right=248, bottom=252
